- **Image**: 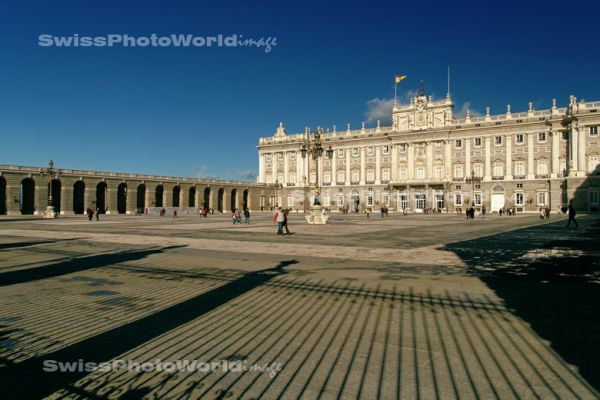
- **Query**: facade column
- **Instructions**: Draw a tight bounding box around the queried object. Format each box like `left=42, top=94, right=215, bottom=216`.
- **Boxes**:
left=107, top=185, right=118, bottom=214
left=318, top=154, right=324, bottom=188
left=391, top=145, right=398, bottom=181
left=296, top=150, right=303, bottom=186
left=258, top=153, right=265, bottom=183
left=505, top=135, right=513, bottom=180
left=527, top=133, right=535, bottom=179
left=345, top=148, right=351, bottom=185
left=551, top=129, right=560, bottom=178
left=578, top=125, right=587, bottom=176
left=331, top=150, right=337, bottom=187
left=465, top=139, right=471, bottom=176
left=444, top=140, right=452, bottom=179
left=359, top=147, right=366, bottom=185
left=375, top=146, right=381, bottom=184
left=484, top=137, right=491, bottom=180
left=408, top=144, right=415, bottom=179
left=570, top=125, right=579, bottom=175
left=426, top=142, right=433, bottom=179
left=283, top=152, right=289, bottom=185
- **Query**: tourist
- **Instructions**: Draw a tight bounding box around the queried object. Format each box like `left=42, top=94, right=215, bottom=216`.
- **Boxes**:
left=380, top=207, right=385, bottom=219
left=173, top=209, right=177, bottom=218
left=235, top=208, right=242, bottom=224
left=539, top=208, right=545, bottom=219
left=86, top=207, right=94, bottom=221
left=566, top=201, right=578, bottom=228
left=545, top=207, right=550, bottom=219
left=283, top=208, right=291, bottom=234
left=273, top=207, right=285, bottom=234
left=95, top=207, right=100, bottom=221
left=244, top=208, right=251, bottom=224
left=231, top=209, right=237, bottom=224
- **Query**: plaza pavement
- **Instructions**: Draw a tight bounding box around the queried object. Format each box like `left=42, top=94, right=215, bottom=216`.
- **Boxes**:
left=0, top=212, right=598, bottom=399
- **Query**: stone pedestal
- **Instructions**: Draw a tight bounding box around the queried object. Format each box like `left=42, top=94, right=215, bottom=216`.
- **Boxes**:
left=305, top=205, right=329, bottom=224
left=44, top=205, right=56, bottom=219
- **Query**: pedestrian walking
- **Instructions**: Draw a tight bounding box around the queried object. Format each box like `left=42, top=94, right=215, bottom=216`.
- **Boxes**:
left=273, top=207, right=285, bottom=234
left=243, top=208, right=250, bottom=224
left=86, top=207, right=94, bottom=221
left=566, top=201, right=578, bottom=228
left=380, top=207, right=385, bottom=219
left=283, top=208, right=291, bottom=234
left=95, top=207, right=100, bottom=221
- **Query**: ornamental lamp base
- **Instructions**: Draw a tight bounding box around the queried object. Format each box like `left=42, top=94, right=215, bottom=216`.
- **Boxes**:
left=305, top=205, right=329, bottom=224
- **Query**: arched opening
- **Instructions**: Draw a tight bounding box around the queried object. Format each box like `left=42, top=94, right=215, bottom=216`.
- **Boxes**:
left=117, top=183, right=127, bottom=214
left=203, top=187, right=210, bottom=209
left=96, top=182, right=107, bottom=213
left=172, top=186, right=180, bottom=208
left=155, top=185, right=164, bottom=207
left=0, top=176, right=7, bottom=215
left=243, top=189, right=249, bottom=210
left=20, top=178, right=35, bottom=215
left=48, top=179, right=62, bottom=214
left=73, top=181, right=85, bottom=214
left=188, top=187, right=196, bottom=208
left=490, top=185, right=505, bottom=213
left=137, top=184, right=146, bottom=211
left=231, top=188, right=237, bottom=211
left=217, top=188, right=224, bottom=212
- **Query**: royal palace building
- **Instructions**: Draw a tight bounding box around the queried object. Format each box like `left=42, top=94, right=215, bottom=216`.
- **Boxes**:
left=257, top=87, right=600, bottom=213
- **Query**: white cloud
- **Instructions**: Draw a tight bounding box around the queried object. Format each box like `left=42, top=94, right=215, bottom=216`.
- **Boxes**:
left=454, top=101, right=482, bottom=119
left=363, top=89, right=420, bottom=125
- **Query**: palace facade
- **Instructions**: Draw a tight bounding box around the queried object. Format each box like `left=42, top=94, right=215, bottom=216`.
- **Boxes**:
left=257, top=88, right=600, bottom=213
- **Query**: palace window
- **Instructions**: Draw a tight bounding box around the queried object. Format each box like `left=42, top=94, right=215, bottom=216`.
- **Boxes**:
left=337, top=171, right=345, bottom=183
left=367, top=195, right=374, bottom=207
left=514, top=161, right=525, bottom=177
left=455, top=185, right=462, bottom=190
left=382, top=145, right=390, bottom=155
left=493, top=162, right=504, bottom=177
left=517, top=183, right=523, bottom=189
left=352, top=148, right=359, bottom=157
left=473, top=163, right=483, bottom=177
left=560, top=159, right=567, bottom=175
left=323, top=171, right=331, bottom=183
left=382, top=168, right=390, bottom=181
left=399, top=144, right=407, bottom=152
left=399, top=194, right=408, bottom=210
left=382, top=193, right=390, bottom=206
left=516, top=192, right=524, bottom=206
left=367, top=146, right=374, bottom=156
left=538, top=132, right=547, bottom=142
left=338, top=149, right=345, bottom=157
left=399, top=168, right=407, bottom=180
left=454, top=193, right=463, bottom=206
left=474, top=137, right=482, bottom=147
left=366, top=168, right=375, bottom=182
left=590, top=126, right=598, bottom=136
left=287, top=195, right=294, bottom=207
left=455, top=139, right=462, bottom=149
left=537, top=159, right=548, bottom=175
left=416, top=166, right=425, bottom=179
left=516, top=134, right=524, bottom=144
left=474, top=193, right=482, bottom=206
left=337, top=194, right=345, bottom=208
left=495, top=136, right=503, bottom=145
left=434, top=164, right=443, bottom=179
left=454, top=164, right=464, bottom=178
left=588, top=155, right=599, bottom=173
left=289, top=174, right=296, bottom=184
left=590, top=191, right=599, bottom=205
left=537, top=192, right=546, bottom=206
left=351, top=170, right=359, bottom=183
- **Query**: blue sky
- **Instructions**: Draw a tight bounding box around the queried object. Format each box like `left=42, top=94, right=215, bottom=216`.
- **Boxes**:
left=1, top=0, right=599, bottom=180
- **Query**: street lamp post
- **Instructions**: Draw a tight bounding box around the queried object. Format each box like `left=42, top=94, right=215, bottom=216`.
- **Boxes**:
left=300, top=127, right=333, bottom=224
left=41, top=159, right=59, bottom=219
left=465, top=170, right=482, bottom=211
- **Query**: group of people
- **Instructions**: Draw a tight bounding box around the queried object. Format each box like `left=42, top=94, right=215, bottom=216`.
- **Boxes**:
left=273, top=207, right=291, bottom=234
left=232, top=208, right=251, bottom=224
left=86, top=207, right=100, bottom=221
left=538, top=207, right=551, bottom=219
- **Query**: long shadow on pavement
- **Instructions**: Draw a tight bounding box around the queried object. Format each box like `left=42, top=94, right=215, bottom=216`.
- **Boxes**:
left=0, top=245, right=185, bottom=287
left=0, top=259, right=296, bottom=399
left=444, top=217, right=600, bottom=392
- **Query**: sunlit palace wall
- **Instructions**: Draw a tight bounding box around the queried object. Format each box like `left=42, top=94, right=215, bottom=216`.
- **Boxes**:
left=0, top=165, right=268, bottom=215
left=257, top=91, right=600, bottom=213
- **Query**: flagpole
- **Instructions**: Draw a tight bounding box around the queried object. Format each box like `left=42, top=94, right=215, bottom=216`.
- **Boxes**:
left=394, top=80, right=397, bottom=104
